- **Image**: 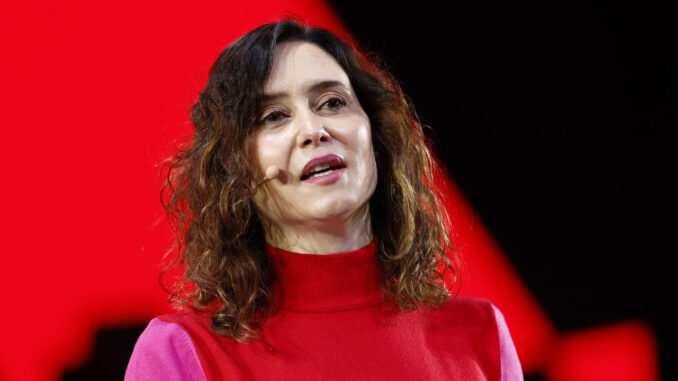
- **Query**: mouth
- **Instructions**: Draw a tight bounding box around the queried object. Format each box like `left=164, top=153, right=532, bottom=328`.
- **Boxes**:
left=300, top=154, right=346, bottom=181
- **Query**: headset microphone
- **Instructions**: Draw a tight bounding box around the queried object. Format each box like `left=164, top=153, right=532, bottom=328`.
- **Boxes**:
left=264, top=165, right=279, bottom=181
left=257, top=165, right=280, bottom=186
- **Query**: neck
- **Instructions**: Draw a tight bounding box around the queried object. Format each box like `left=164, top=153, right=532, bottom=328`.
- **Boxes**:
left=265, top=236, right=383, bottom=312
left=264, top=204, right=373, bottom=254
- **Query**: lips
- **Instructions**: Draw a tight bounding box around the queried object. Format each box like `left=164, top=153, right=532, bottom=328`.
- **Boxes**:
left=300, top=154, right=346, bottom=181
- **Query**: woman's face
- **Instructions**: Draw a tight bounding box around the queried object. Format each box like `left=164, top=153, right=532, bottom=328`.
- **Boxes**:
left=252, top=41, right=377, bottom=232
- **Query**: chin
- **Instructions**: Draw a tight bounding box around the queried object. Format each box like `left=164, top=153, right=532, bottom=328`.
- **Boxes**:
left=305, top=196, right=369, bottom=221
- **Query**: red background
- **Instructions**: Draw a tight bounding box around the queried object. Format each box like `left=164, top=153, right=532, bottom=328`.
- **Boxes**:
left=0, top=1, right=661, bottom=380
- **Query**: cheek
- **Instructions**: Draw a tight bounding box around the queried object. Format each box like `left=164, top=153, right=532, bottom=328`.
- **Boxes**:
left=351, top=122, right=378, bottom=191
left=253, top=134, right=268, bottom=173
left=255, top=132, right=285, bottom=173
left=366, top=148, right=378, bottom=195
left=365, top=129, right=379, bottom=195
left=251, top=132, right=292, bottom=218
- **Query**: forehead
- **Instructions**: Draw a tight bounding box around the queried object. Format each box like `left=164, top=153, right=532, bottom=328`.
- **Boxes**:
left=264, top=41, right=351, bottom=94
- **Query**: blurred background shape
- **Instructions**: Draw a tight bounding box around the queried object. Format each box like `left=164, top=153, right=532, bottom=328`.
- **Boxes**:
left=0, top=1, right=670, bottom=380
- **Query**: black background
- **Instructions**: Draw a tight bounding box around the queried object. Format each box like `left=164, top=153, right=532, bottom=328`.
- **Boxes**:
left=326, top=2, right=674, bottom=380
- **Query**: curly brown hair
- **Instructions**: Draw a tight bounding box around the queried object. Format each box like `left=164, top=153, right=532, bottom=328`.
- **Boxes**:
left=161, top=19, right=459, bottom=343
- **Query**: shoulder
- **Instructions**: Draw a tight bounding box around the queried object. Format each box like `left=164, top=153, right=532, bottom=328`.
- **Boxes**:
left=427, top=296, right=498, bottom=328
left=125, top=316, right=207, bottom=381
left=430, top=296, right=513, bottom=329
left=485, top=302, right=524, bottom=381
left=429, top=296, right=524, bottom=381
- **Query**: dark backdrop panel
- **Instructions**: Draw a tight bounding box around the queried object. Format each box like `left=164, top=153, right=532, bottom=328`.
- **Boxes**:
left=327, top=1, right=673, bottom=379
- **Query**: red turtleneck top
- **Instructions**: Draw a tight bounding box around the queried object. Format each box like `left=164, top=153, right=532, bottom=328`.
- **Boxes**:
left=125, top=238, right=523, bottom=380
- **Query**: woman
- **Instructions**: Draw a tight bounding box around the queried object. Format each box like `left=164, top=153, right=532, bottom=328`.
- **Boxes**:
left=126, top=20, right=523, bottom=380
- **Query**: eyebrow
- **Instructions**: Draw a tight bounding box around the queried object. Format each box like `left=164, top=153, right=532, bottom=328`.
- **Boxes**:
left=261, top=80, right=350, bottom=102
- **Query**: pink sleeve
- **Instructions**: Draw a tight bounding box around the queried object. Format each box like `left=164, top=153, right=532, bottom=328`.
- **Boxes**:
left=491, top=305, right=524, bottom=381
left=125, top=318, right=207, bottom=381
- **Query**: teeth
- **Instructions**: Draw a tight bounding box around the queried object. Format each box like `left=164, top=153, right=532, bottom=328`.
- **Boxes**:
left=310, top=164, right=331, bottom=173
left=309, top=168, right=336, bottom=178
left=302, top=161, right=344, bottom=180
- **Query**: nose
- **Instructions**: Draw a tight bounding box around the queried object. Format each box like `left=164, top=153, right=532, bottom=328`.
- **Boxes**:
left=295, top=108, right=331, bottom=147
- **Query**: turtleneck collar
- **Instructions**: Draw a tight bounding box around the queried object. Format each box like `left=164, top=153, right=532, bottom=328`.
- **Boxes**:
left=265, top=237, right=385, bottom=313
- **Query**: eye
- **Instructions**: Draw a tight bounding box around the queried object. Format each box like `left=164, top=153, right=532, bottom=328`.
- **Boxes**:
left=319, top=96, right=347, bottom=111
left=259, top=110, right=287, bottom=125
